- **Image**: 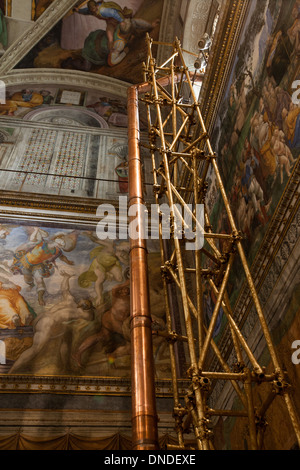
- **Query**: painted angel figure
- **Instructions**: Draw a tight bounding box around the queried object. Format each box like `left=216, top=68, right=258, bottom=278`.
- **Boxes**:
left=78, top=234, right=129, bottom=307
left=0, top=223, right=13, bottom=239
left=9, top=227, right=77, bottom=306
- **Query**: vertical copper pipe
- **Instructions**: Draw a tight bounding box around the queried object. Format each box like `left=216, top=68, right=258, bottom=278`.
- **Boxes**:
left=127, top=85, right=159, bottom=450
left=126, top=62, right=200, bottom=451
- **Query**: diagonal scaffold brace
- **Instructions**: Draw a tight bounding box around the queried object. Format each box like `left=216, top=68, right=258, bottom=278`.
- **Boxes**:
left=127, top=34, right=300, bottom=451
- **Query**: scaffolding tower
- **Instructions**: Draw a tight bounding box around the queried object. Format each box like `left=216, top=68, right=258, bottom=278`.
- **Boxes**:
left=127, top=35, right=300, bottom=451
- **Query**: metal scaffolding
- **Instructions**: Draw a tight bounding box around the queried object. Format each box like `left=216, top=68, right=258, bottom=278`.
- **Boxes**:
left=128, top=35, right=300, bottom=450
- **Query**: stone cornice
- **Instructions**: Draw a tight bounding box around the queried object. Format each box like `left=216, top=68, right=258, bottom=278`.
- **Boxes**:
left=1, top=68, right=130, bottom=98
left=0, top=374, right=189, bottom=398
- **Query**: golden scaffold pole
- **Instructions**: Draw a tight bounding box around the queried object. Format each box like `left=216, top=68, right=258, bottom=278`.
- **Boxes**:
left=127, top=33, right=300, bottom=450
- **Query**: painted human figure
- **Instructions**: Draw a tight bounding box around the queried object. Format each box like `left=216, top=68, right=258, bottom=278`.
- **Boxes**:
left=271, top=127, right=296, bottom=183
left=72, top=280, right=130, bottom=367
left=107, top=17, right=160, bottom=66
left=241, top=145, right=268, bottom=224
left=9, top=270, right=95, bottom=374
left=10, top=229, right=76, bottom=306
left=0, top=280, right=34, bottom=329
left=115, top=160, right=128, bottom=193
left=62, top=15, right=159, bottom=71
left=75, top=0, right=133, bottom=50
left=87, top=97, right=128, bottom=127
left=78, top=235, right=129, bottom=307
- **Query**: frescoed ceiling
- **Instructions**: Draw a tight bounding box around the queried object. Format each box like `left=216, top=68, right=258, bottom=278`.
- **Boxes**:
left=16, top=0, right=164, bottom=84
left=0, top=0, right=174, bottom=84
left=0, top=0, right=223, bottom=87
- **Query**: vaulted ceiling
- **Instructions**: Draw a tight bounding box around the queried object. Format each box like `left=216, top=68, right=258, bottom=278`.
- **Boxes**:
left=0, top=0, right=223, bottom=94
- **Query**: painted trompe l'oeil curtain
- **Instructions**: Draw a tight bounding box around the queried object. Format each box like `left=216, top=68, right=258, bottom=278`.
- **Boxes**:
left=0, top=432, right=190, bottom=450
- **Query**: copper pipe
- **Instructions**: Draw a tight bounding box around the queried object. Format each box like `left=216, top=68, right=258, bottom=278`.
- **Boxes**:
left=127, top=62, right=203, bottom=450
left=128, top=85, right=159, bottom=450
left=135, top=69, right=202, bottom=97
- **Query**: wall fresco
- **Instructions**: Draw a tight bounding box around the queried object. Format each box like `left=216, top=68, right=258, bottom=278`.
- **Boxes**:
left=0, top=124, right=154, bottom=201
left=0, top=222, right=169, bottom=378
left=208, top=0, right=300, bottom=310
left=0, top=84, right=131, bottom=129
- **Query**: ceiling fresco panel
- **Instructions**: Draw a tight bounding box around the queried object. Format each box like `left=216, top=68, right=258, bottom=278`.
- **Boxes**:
left=15, top=0, right=164, bottom=84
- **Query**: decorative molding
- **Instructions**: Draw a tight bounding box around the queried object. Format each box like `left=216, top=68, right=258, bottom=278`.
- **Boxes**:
left=0, top=204, right=99, bottom=224
left=181, top=0, right=213, bottom=65
left=0, top=192, right=114, bottom=217
left=0, top=410, right=134, bottom=435
left=0, top=374, right=189, bottom=398
left=0, top=115, right=128, bottom=136
left=0, top=69, right=130, bottom=98
left=199, top=0, right=249, bottom=132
